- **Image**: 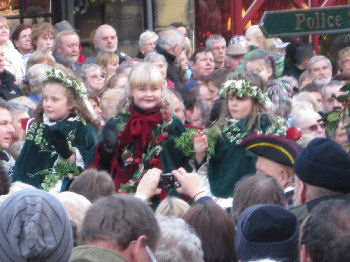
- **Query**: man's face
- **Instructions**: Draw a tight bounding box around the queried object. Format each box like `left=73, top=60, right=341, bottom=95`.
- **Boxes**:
left=210, top=41, right=226, bottom=65
left=340, top=54, right=350, bottom=76
left=0, top=108, right=15, bottom=151
left=225, top=55, right=243, bottom=71
left=191, top=51, right=215, bottom=80
left=56, top=34, right=80, bottom=64
left=309, top=59, right=332, bottom=87
left=95, top=27, right=118, bottom=52
left=256, top=156, right=288, bottom=188
left=11, top=111, right=29, bottom=143
left=323, top=84, right=345, bottom=112
left=297, top=112, right=326, bottom=137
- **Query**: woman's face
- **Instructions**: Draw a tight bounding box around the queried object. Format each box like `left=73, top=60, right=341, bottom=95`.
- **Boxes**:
left=227, top=94, right=254, bottom=120
left=245, top=59, right=272, bottom=84
left=0, top=21, right=10, bottom=44
left=36, top=33, right=54, bottom=52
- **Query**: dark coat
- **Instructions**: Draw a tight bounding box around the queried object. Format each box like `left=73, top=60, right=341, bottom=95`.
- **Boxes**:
left=155, top=45, right=182, bottom=89
left=0, top=70, right=21, bottom=101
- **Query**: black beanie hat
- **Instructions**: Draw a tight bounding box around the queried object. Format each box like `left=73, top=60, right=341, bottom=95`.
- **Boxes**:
left=235, top=204, right=299, bottom=262
left=241, top=134, right=302, bottom=167
left=294, top=137, right=350, bottom=192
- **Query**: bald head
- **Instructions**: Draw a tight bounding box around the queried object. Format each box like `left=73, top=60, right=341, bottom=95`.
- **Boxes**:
left=94, top=24, right=118, bottom=52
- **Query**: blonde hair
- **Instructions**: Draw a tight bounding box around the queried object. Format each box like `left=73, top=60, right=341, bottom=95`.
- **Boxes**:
left=155, top=197, right=190, bottom=218
left=95, top=51, right=119, bottom=68
left=100, top=88, right=125, bottom=120
left=26, top=50, right=56, bottom=71
left=245, top=25, right=266, bottom=49
left=117, top=62, right=168, bottom=111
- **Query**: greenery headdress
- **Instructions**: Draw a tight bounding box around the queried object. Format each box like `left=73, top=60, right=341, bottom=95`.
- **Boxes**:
left=219, top=79, right=268, bottom=105
left=43, top=68, right=87, bottom=98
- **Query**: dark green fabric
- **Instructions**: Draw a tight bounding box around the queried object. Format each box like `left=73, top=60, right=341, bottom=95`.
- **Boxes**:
left=208, top=114, right=274, bottom=198
left=12, top=119, right=97, bottom=188
left=96, top=113, right=191, bottom=174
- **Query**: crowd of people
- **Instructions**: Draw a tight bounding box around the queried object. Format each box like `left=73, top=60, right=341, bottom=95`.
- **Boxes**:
left=0, top=15, right=349, bottom=261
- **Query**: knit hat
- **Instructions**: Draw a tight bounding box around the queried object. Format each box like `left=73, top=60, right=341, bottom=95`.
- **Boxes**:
left=0, top=189, right=74, bottom=262
left=241, top=134, right=302, bottom=167
left=235, top=204, right=299, bottom=262
left=294, top=137, right=350, bottom=192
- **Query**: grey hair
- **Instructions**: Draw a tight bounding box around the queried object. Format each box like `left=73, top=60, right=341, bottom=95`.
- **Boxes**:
left=155, top=215, right=204, bottom=262
left=307, top=55, right=332, bottom=72
left=80, top=63, right=101, bottom=81
left=145, top=51, right=168, bottom=67
left=53, top=29, right=79, bottom=51
left=26, top=63, right=53, bottom=94
left=138, top=30, right=158, bottom=49
left=157, top=27, right=184, bottom=50
left=7, top=102, right=28, bottom=115
left=206, top=34, right=226, bottom=49
left=321, top=80, right=343, bottom=97
left=94, top=24, right=116, bottom=41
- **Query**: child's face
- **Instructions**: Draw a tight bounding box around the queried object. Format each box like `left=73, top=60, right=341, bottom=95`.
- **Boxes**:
left=131, top=84, right=162, bottom=110
left=105, top=60, right=119, bottom=74
left=227, top=95, right=254, bottom=120
left=43, top=83, right=73, bottom=122
left=245, top=59, right=272, bottom=84
left=36, top=33, right=54, bottom=52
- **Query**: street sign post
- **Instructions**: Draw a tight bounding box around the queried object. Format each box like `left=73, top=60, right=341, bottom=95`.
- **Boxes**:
left=259, top=5, right=350, bottom=37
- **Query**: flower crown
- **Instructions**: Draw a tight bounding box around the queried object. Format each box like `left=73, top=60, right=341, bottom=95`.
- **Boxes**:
left=219, top=79, right=268, bottom=104
left=43, top=68, right=87, bottom=98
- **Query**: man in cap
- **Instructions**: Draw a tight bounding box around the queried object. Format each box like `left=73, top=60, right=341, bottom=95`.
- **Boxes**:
left=235, top=204, right=299, bottom=262
left=224, top=43, right=248, bottom=71
left=292, top=137, right=350, bottom=222
left=241, top=134, right=302, bottom=207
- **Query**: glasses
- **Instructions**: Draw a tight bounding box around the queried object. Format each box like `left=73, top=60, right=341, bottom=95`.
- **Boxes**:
left=130, top=240, right=158, bottom=262
left=306, top=121, right=325, bottom=131
left=88, top=74, right=105, bottom=80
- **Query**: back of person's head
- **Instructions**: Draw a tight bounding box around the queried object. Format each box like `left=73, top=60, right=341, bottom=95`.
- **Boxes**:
left=0, top=188, right=73, bottom=261
left=294, top=137, right=350, bottom=194
left=157, top=27, right=184, bottom=50
left=301, top=197, right=350, bottom=262
left=79, top=194, right=160, bottom=249
left=155, top=196, right=190, bottom=218
left=69, top=169, right=115, bottom=202
left=55, top=191, right=91, bottom=232
left=265, top=79, right=293, bottom=118
left=235, top=204, right=299, bottom=262
left=232, top=174, right=285, bottom=224
left=26, top=50, right=56, bottom=70
left=178, top=86, right=197, bottom=112
left=25, top=63, right=53, bottom=94
left=155, top=215, right=204, bottom=262
left=184, top=201, right=238, bottom=262
left=286, top=41, right=315, bottom=66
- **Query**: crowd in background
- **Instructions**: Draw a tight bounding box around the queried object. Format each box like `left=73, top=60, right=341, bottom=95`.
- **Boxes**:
left=0, top=15, right=350, bottom=262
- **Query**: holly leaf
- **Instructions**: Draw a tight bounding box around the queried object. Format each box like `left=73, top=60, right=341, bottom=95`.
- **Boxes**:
left=326, top=111, right=341, bottom=123
left=340, top=83, right=350, bottom=92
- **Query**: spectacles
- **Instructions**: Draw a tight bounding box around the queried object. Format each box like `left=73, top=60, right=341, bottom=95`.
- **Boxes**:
left=130, top=240, right=158, bottom=262
left=306, top=121, right=325, bottom=131
left=88, top=74, right=105, bottom=80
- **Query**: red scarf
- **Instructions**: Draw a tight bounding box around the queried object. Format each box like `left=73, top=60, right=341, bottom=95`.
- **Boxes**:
left=110, top=105, right=163, bottom=190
